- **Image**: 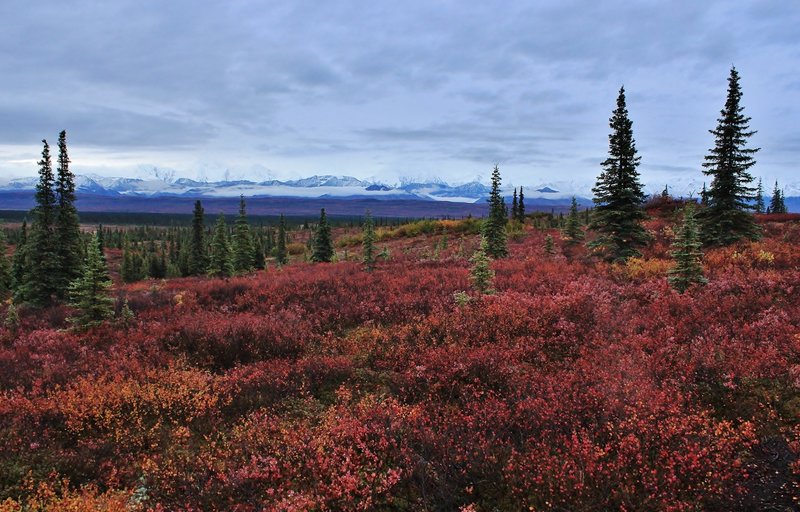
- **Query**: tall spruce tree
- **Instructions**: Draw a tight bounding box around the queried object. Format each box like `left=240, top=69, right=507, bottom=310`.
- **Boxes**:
left=17, top=140, right=60, bottom=306
left=187, top=200, right=209, bottom=275
left=208, top=213, right=234, bottom=277
left=588, top=86, right=649, bottom=262
left=517, top=186, right=525, bottom=222
left=563, top=196, right=584, bottom=244
left=511, top=188, right=519, bottom=221
left=769, top=181, right=787, bottom=214
left=699, top=66, right=760, bottom=245
left=668, top=203, right=707, bottom=293
left=754, top=178, right=765, bottom=214
left=311, top=208, right=334, bottom=263
left=276, top=214, right=288, bottom=265
left=54, top=130, right=82, bottom=298
left=68, top=232, right=114, bottom=329
left=481, top=165, right=508, bottom=258
left=232, top=195, right=254, bottom=273
left=362, top=210, right=376, bottom=271
left=0, top=230, right=11, bottom=298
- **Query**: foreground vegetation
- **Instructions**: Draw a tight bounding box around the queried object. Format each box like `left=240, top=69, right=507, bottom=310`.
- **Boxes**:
left=0, top=212, right=798, bottom=510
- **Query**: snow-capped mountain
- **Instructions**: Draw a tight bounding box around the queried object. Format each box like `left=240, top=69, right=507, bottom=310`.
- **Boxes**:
left=1, top=173, right=795, bottom=206
left=0, top=174, right=469, bottom=201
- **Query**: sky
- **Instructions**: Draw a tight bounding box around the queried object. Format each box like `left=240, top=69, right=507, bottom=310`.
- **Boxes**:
left=0, top=0, right=798, bottom=194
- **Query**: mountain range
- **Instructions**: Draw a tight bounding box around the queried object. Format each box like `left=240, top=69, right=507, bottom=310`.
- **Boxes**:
left=0, top=174, right=796, bottom=215
left=0, top=174, right=596, bottom=203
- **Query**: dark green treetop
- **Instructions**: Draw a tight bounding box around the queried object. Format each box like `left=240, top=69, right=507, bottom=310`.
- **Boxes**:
left=588, top=86, right=650, bottom=262
left=699, top=66, right=760, bottom=245
left=311, top=208, right=334, bottom=263
left=481, top=165, right=508, bottom=259
left=68, top=232, right=114, bottom=329
left=187, top=200, right=209, bottom=275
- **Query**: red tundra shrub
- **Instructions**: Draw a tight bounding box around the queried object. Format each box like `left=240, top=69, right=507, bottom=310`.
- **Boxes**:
left=1, top=218, right=798, bottom=510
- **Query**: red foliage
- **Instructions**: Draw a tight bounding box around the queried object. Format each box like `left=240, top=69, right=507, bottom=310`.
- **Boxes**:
left=1, top=218, right=799, bottom=509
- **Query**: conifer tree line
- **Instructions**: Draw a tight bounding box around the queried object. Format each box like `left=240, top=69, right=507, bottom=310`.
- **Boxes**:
left=0, top=67, right=787, bottom=310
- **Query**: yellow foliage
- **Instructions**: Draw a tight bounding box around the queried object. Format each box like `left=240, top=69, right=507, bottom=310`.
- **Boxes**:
left=619, top=257, right=672, bottom=280
left=0, top=479, right=138, bottom=512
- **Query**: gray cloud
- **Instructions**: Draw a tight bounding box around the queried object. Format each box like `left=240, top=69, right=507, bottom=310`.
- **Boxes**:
left=0, top=0, right=797, bottom=189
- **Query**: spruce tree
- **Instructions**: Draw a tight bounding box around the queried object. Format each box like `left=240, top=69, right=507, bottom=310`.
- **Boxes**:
left=563, top=196, right=584, bottom=244
left=0, top=230, right=11, bottom=298
left=54, top=130, right=82, bottom=298
left=668, top=203, right=707, bottom=293
left=276, top=214, right=288, bottom=265
left=699, top=66, right=760, bottom=245
left=481, top=165, right=508, bottom=258
left=17, top=140, right=60, bottom=306
left=517, top=186, right=525, bottom=222
left=187, top=200, right=208, bottom=275
left=311, top=208, right=334, bottom=263
left=68, top=232, right=114, bottom=329
left=469, top=238, right=495, bottom=295
left=11, top=221, right=28, bottom=290
left=511, top=188, right=519, bottom=221
left=588, top=86, right=649, bottom=262
left=544, top=234, right=555, bottom=255
left=252, top=234, right=265, bottom=270
left=232, top=195, right=254, bottom=273
left=754, top=178, right=765, bottom=214
left=769, top=181, right=787, bottom=214
left=700, top=183, right=709, bottom=206
left=362, top=210, right=376, bottom=271
left=208, top=213, right=234, bottom=277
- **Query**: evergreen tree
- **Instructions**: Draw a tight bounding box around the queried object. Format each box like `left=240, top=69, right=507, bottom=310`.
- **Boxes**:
left=311, top=208, right=334, bottom=263
left=769, top=181, right=787, bottom=214
left=469, top=238, right=495, bottom=295
left=481, top=165, right=508, bottom=258
left=276, top=214, right=288, bottom=265
left=119, top=298, right=135, bottom=326
left=0, top=230, right=11, bottom=298
left=54, top=130, right=82, bottom=298
left=120, top=241, right=146, bottom=283
left=754, top=178, right=765, bottom=214
left=700, top=183, right=709, bottom=206
left=147, top=250, right=166, bottom=279
left=588, top=86, right=649, bottom=262
left=68, top=232, right=114, bottom=329
left=668, top=203, right=707, bottom=293
left=11, top=221, right=28, bottom=289
left=4, top=302, right=19, bottom=334
left=511, top=188, right=519, bottom=221
left=17, top=140, right=60, bottom=306
left=699, top=67, right=760, bottom=245
left=517, top=186, right=525, bottom=222
left=187, top=200, right=208, bottom=275
left=563, top=196, right=584, bottom=244
left=362, top=210, right=376, bottom=270
left=544, top=234, right=555, bottom=255
left=208, top=213, right=234, bottom=277
left=232, top=195, right=254, bottom=273
left=252, top=234, right=265, bottom=270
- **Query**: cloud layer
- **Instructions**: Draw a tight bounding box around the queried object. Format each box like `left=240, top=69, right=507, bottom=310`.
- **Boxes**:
left=0, top=0, right=797, bottom=191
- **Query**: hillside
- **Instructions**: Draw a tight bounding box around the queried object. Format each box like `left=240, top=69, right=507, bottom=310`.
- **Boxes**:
left=1, top=215, right=799, bottom=510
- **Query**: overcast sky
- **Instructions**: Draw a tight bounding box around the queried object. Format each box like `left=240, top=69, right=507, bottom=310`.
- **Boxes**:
left=0, top=0, right=797, bottom=193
